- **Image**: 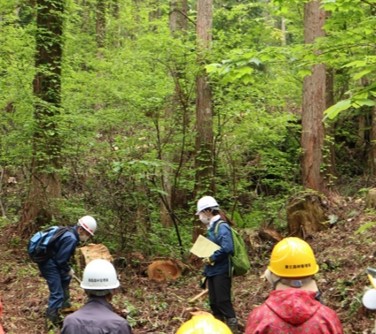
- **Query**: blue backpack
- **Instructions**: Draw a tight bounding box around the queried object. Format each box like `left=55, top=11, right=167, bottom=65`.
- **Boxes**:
left=27, top=226, right=69, bottom=263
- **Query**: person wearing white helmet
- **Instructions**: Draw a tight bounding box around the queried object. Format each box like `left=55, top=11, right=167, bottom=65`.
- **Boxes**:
left=61, top=259, right=132, bottom=334
left=38, top=215, right=97, bottom=329
left=195, top=196, right=238, bottom=333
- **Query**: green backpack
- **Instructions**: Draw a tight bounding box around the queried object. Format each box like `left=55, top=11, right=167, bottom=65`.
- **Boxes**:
left=215, top=221, right=251, bottom=276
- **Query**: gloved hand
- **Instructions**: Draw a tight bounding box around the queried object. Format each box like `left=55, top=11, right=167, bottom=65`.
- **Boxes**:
left=68, top=268, right=75, bottom=278
left=199, top=277, right=207, bottom=289
left=203, top=257, right=214, bottom=266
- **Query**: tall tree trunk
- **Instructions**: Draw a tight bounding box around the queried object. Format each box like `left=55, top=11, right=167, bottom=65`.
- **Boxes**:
left=19, top=0, right=64, bottom=234
left=169, top=0, right=188, bottom=33
left=149, top=0, right=161, bottom=24
left=195, top=0, right=213, bottom=193
left=111, top=0, right=120, bottom=19
left=301, top=0, right=326, bottom=192
left=281, top=17, right=287, bottom=46
left=325, top=68, right=338, bottom=181
left=96, top=0, right=106, bottom=49
left=159, top=0, right=188, bottom=227
left=370, top=106, right=376, bottom=176
left=194, top=0, right=213, bottom=238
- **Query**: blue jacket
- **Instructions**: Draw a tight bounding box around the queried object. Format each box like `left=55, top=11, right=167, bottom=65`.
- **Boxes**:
left=50, top=227, right=79, bottom=274
left=204, top=219, right=234, bottom=277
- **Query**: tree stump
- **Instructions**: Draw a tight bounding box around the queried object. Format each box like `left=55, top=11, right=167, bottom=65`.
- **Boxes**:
left=76, top=243, right=113, bottom=276
left=366, top=188, right=376, bottom=209
left=286, top=192, right=328, bottom=238
left=147, top=259, right=182, bottom=282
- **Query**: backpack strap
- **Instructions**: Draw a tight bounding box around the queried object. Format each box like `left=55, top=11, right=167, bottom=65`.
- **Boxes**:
left=214, top=220, right=227, bottom=236
left=48, top=226, right=71, bottom=250
left=213, top=220, right=234, bottom=277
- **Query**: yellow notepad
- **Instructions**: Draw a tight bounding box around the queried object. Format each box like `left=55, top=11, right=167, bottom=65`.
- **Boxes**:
left=190, top=235, right=220, bottom=258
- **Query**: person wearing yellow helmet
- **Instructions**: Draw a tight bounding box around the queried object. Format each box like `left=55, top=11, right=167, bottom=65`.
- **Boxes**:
left=245, top=237, right=343, bottom=334
left=176, top=313, right=232, bottom=334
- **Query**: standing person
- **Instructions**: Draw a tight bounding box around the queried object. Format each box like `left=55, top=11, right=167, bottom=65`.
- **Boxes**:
left=61, top=258, right=133, bottom=334
left=245, top=237, right=343, bottom=334
left=196, top=195, right=238, bottom=333
left=38, top=215, right=97, bottom=328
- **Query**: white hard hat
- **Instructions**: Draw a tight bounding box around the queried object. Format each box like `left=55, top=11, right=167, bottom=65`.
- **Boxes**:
left=78, top=215, right=97, bottom=235
left=81, top=259, right=120, bottom=290
left=362, top=289, right=376, bottom=310
left=196, top=196, right=219, bottom=215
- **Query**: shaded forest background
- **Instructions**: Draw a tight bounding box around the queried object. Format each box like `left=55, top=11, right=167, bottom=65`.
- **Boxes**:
left=0, top=0, right=375, bottom=261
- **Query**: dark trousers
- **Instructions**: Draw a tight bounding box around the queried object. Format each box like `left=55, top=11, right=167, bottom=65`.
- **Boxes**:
left=207, top=274, right=236, bottom=321
left=38, top=259, right=71, bottom=315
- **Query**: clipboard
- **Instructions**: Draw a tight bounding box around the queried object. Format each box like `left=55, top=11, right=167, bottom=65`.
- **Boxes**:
left=190, top=235, right=220, bottom=258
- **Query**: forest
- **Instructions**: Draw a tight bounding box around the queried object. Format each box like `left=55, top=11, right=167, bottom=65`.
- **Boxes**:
left=0, top=0, right=375, bottom=333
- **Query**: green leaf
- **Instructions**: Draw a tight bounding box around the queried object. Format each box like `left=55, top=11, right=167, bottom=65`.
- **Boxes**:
left=324, top=100, right=352, bottom=120
left=343, top=60, right=367, bottom=68
left=355, top=221, right=376, bottom=235
left=353, top=69, right=372, bottom=81
left=205, top=63, right=221, bottom=74
left=352, top=99, right=376, bottom=107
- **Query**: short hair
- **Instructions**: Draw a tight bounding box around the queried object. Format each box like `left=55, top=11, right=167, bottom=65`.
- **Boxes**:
left=85, top=289, right=113, bottom=297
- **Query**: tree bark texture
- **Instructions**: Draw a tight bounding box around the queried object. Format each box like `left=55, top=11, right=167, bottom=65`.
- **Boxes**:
left=169, top=0, right=188, bottom=34
left=20, top=0, right=64, bottom=234
left=195, top=0, right=214, bottom=193
left=96, top=0, right=106, bottom=49
left=301, top=0, right=326, bottom=192
left=371, top=106, right=376, bottom=175
left=324, top=68, right=337, bottom=180
left=286, top=193, right=328, bottom=238
left=194, top=0, right=214, bottom=240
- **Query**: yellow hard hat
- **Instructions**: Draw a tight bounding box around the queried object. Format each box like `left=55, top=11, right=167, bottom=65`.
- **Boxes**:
left=176, top=314, right=232, bottom=334
left=268, top=237, right=319, bottom=277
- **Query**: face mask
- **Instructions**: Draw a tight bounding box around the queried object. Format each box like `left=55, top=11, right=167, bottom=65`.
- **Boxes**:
left=79, top=233, right=90, bottom=242
left=199, top=213, right=210, bottom=225
left=264, top=269, right=280, bottom=287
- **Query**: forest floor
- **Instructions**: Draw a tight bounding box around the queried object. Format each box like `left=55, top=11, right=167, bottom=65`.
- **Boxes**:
left=1, top=195, right=376, bottom=334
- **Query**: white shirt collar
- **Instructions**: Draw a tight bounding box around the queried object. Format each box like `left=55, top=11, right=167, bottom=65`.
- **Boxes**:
left=208, top=214, right=221, bottom=229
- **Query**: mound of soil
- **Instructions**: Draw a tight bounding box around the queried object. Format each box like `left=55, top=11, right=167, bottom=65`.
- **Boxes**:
left=1, top=197, right=376, bottom=333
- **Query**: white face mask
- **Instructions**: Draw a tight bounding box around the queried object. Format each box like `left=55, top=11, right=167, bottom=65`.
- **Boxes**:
left=264, top=269, right=280, bottom=287
left=79, top=233, right=90, bottom=242
left=199, top=213, right=211, bottom=225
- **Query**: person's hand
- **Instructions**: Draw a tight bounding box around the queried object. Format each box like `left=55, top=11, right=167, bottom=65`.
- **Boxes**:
left=199, top=277, right=207, bottom=289
left=203, top=257, right=214, bottom=266
left=68, top=268, right=75, bottom=278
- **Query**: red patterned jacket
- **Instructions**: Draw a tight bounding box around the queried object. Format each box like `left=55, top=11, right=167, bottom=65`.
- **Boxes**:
left=245, top=288, right=343, bottom=334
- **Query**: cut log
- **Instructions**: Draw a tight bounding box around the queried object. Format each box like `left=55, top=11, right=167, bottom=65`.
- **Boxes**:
left=147, top=259, right=182, bottom=282
left=76, top=243, right=113, bottom=273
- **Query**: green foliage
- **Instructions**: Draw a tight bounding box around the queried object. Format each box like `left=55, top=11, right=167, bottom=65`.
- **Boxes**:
left=1, top=0, right=375, bottom=260
left=132, top=220, right=192, bottom=257
left=241, top=194, right=292, bottom=230
left=318, top=0, right=376, bottom=120
left=355, top=221, right=376, bottom=235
